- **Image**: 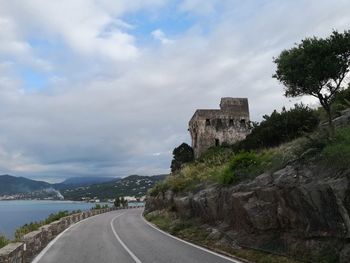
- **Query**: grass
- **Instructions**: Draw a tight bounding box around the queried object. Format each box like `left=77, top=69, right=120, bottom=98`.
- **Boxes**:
left=14, top=210, right=82, bottom=241
left=322, top=127, right=350, bottom=170
left=0, top=234, right=9, bottom=249
left=145, top=210, right=302, bottom=263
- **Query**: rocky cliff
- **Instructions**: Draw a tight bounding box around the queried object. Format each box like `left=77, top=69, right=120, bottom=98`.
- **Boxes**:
left=146, top=164, right=350, bottom=262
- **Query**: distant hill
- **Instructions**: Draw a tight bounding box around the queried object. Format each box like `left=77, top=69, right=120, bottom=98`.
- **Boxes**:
left=55, top=176, right=117, bottom=189
left=61, top=174, right=168, bottom=200
left=0, top=175, right=51, bottom=195
left=0, top=174, right=168, bottom=200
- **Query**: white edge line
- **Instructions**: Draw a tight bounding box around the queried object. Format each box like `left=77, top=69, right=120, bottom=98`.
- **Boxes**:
left=141, top=213, right=243, bottom=263
left=110, top=213, right=142, bottom=263
left=32, top=213, right=103, bottom=263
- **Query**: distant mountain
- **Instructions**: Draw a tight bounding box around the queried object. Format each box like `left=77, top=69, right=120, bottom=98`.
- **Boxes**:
left=61, top=174, right=168, bottom=201
left=56, top=176, right=117, bottom=189
left=0, top=175, right=51, bottom=195
left=0, top=174, right=168, bottom=201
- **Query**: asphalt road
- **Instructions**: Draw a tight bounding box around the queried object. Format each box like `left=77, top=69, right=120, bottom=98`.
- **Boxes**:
left=33, top=208, right=242, bottom=263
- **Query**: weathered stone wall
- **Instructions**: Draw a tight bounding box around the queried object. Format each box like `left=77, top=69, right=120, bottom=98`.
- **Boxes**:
left=146, top=165, right=350, bottom=263
left=189, top=98, right=250, bottom=158
left=0, top=207, right=122, bottom=263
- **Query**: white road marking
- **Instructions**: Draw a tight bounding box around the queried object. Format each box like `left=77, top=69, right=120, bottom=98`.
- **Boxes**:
left=110, top=213, right=142, bottom=263
left=141, top=212, right=244, bottom=263
left=32, top=213, right=98, bottom=263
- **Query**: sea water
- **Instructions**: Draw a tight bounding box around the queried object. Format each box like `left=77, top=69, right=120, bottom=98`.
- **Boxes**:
left=0, top=200, right=106, bottom=239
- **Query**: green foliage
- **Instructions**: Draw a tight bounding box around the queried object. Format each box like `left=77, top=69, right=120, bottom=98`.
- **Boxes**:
left=236, top=104, right=319, bottom=150
left=217, top=151, right=274, bottom=185
left=114, top=197, right=121, bottom=207
left=331, top=87, right=350, bottom=116
left=94, top=204, right=101, bottom=209
left=197, top=146, right=235, bottom=166
left=15, top=210, right=81, bottom=241
left=15, top=222, right=41, bottom=241
left=273, top=30, right=350, bottom=129
left=0, top=234, right=9, bottom=249
left=322, top=127, right=350, bottom=170
left=149, top=180, right=170, bottom=197
left=171, top=143, right=194, bottom=173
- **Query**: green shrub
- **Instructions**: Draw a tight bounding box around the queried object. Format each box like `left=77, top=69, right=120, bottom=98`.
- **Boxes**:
left=322, top=127, right=350, bottom=170
left=15, top=222, right=41, bottom=240
left=149, top=180, right=170, bottom=197
left=15, top=210, right=82, bottom=240
left=235, top=104, right=319, bottom=151
left=0, top=234, right=8, bottom=249
left=217, top=151, right=275, bottom=185
left=197, top=146, right=235, bottom=166
left=92, top=204, right=101, bottom=210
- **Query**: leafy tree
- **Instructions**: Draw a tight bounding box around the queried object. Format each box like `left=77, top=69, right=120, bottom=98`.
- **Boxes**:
left=114, top=197, right=121, bottom=208
left=120, top=197, right=127, bottom=208
left=273, top=30, right=350, bottom=133
left=170, top=143, right=194, bottom=173
left=236, top=104, right=319, bottom=150
left=330, top=86, right=350, bottom=115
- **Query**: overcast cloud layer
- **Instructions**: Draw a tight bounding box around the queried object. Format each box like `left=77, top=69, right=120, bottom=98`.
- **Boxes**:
left=0, top=0, right=349, bottom=182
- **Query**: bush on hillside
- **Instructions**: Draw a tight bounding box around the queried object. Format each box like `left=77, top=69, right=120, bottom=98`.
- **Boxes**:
left=217, top=151, right=273, bottom=185
left=322, top=127, right=350, bottom=170
left=236, top=103, right=319, bottom=151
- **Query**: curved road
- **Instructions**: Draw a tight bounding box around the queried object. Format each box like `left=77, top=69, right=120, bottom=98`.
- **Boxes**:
left=33, top=208, right=242, bottom=263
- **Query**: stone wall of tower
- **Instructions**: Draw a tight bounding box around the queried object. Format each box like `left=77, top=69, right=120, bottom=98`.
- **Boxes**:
left=189, top=98, right=250, bottom=158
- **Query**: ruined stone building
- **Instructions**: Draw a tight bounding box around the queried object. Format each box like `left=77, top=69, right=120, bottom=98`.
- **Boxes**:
left=189, top=98, right=250, bottom=158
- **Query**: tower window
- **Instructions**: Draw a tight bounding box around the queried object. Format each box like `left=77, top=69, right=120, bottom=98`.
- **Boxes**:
left=205, top=119, right=210, bottom=126
left=229, top=119, right=234, bottom=126
left=240, top=119, right=246, bottom=126
left=216, top=119, right=223, bottom=130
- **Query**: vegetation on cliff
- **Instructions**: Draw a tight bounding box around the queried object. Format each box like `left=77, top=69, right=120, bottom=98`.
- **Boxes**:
left=149, top=103, right=332, bottom=195
left=145, top=211, right=302, bottom=263
left=0, top=235, right=8, bottom=249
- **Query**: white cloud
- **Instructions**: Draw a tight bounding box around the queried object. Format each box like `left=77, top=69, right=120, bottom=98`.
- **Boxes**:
left=151, top=29, right=174, bottom=44
left=0, top=0, right=350, bottom=181
left=178, top=0, right=218, bottom=16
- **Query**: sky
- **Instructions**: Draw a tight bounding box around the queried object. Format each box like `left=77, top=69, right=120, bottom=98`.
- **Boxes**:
left=0, top=0, right=349, bottom=183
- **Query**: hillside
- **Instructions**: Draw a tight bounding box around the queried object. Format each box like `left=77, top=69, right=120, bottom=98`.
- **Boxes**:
left=55, top=176, right=117, bottom=189
left=0, top=175, right=51, bottom=195
left=61, top=174, right=168, bottom=200
left=146, top=123, right=350, bottom=263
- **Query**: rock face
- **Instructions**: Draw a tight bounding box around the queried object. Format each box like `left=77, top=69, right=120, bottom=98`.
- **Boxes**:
left=146, top=165, right=350, bottom=262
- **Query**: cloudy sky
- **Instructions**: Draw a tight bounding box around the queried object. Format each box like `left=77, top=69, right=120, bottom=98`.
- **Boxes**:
left=0, top=0, right=349, bottom=182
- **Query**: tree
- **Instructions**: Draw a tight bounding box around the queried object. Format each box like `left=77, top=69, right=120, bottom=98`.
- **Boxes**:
left=114, top=197, right=121, bottom=208
left=170, top=143, right=194, bottom=173
left=273, top=30, right=350, bottom=133
left=235, top=104, right=319, bottom=150
left=120, top=196, right=127, bottom=208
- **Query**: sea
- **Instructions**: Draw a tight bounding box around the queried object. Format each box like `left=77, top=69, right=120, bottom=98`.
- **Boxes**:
left=0, top=200, right=109, bottom=239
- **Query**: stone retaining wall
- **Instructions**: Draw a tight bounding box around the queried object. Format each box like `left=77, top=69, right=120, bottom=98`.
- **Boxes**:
left=0, top=207, right=120, bottom=263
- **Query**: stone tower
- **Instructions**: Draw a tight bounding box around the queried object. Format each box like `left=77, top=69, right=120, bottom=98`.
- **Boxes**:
left=189, top=98, right=250, bottom=158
